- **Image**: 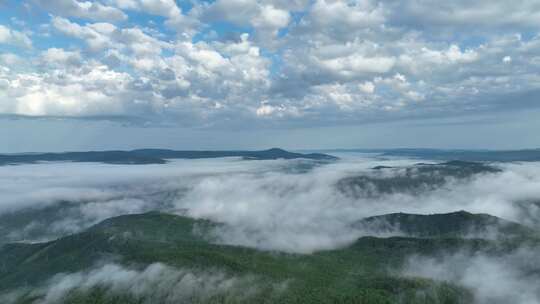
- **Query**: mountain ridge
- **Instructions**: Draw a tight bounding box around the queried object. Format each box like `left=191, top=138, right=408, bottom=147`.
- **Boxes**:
left=1, top=211, right=538, bottom=303
left=0, top=148, right=338, bottom=165
left=355, top=210, right=537, bottom=239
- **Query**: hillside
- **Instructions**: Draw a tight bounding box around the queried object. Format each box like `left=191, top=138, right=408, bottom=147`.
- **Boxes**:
left=337, top=160, right=501, bottom=197
left=355, top=211, right=537, bottom=239
left=0, top=148, right=337, bottom=165
left=1, top=211, right=538, bottom=304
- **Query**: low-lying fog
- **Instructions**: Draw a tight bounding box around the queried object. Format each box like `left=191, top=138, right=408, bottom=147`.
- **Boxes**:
left=1, top=263, right=279, bottom=304
left=2, top=153, right=540, bottom=253
left=403, top=248, right=540, bottom=304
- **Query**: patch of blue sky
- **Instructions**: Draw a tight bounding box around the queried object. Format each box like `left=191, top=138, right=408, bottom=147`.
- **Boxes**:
left=0, top=44, right=33, bottom=63
left=176, top=0, right=199, bottom=13
left=520, top=31, right=538, bottom=42
left=290, top=11, right=308, bottom=25
left=32, top=30, right=85, bottom=51
left=277, top=11, right=307, bottom=39
left=260, top=48, right=283, bottom=76
left=457, top=36, right=488, bottom=49
left=124, top=10, right=167, bottom=29
left=161, top=48, right=175, bottom=58
left=193, top=21, right=253, bottom=43
left=1, top=1, right=48, bottom=38
left=0, top=1, right=22, bottom=21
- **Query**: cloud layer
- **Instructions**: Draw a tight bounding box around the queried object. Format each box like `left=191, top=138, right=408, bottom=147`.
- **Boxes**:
left=2, top=155, right=540, bottom=253
left=0, top=1, right=539, bottom=127
left=403, top=247, right=540, bottom=304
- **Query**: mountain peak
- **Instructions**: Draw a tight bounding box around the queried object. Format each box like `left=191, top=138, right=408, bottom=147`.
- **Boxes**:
left=265, top=148, right=287, bottom=152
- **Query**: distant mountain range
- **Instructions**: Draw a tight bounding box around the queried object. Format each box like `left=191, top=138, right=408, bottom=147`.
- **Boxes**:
left=381, top=148, right=540, bottom=162
left=322, top=148, right=540, bottom=162
left=0, top=148, right=338, bottom=165
left=3, top=147, right=540, bottom=165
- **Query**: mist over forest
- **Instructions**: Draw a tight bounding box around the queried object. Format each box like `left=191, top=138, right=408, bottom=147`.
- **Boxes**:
left=1, top=151, right=539, bottom=303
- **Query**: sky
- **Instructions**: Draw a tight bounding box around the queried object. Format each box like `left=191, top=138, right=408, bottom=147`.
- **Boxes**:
left=0, top=0, right=539, bottom=152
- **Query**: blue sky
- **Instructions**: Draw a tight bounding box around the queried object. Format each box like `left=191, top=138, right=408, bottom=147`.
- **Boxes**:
left=0, top=0, right=539, bottom=152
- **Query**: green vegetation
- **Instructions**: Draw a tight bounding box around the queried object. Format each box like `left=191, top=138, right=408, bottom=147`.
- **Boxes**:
left=356, top=211, right=538, bottom=239
left=338, top=161, right=501, bottom=197
left=2, top=211, right=538, bottom=304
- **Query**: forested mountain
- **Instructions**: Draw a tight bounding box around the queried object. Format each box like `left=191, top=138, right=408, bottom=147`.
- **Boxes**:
left=0, top=148, right=337, bottom=165
left=1, top=211, right=538, bottom=304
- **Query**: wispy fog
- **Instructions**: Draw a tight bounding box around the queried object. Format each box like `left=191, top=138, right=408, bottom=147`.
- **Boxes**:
left=1, top=262, right=280, bottom=304
left=402, top=247, right=540, bottom=304
left=1, top=154, right=540, bottom=252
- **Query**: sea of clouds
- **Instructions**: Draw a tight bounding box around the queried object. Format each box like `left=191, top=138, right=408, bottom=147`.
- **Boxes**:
left=1, top=153, right=540, bottom=252
left=1, top=153, right=540, bottom=303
